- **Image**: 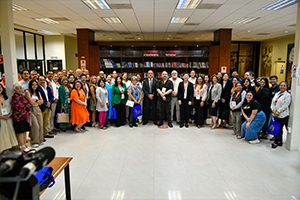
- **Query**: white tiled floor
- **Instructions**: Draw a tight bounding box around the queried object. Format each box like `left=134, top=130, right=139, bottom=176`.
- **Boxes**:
left=40, top=123, right=300, bottom=200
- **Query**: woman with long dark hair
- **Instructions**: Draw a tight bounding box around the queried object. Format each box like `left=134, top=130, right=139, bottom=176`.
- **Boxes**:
left=58, top=77, right=72, bottom=131
left=194, top=76, right=207, bottom=128
left=70, top=80, right=90, bottom=132
left=242, top=78, right=256, bottom=96
left=0, top=83, right=18, bottom=152
left=207, top=75, right=222, bottom=129
left=219, top=73, right=233, bottom=128
left=270, top=81, right=291, bottom=148
left=96, top=79, right=109, bottom=129
left=241, top=91, right=266, bottom=144
left=203, top=75, right=210, bottom=124
left=112, top=76, right=127, bottom=127
left=25, top=80, right=44, bottom=148
left=256, top=77, right=271, bottom=138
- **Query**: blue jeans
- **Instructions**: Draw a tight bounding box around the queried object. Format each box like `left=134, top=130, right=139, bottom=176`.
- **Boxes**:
left=241, top=111, right=266, bottom=140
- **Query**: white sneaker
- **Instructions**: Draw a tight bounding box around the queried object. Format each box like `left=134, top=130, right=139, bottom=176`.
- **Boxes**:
left=249, top=139, right=260, bottom=144
left=31, top=144, right=39, bottom=148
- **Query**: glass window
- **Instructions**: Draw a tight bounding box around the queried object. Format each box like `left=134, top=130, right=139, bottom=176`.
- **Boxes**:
left=36, top=35, right=44, bottom=59
left=239, top=43, right=254, bottom=56
left=15, top=30, right=25, bottom=59
left=25, top=32, right=35, bottom=59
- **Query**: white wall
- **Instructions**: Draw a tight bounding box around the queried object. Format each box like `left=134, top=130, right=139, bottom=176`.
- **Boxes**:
left=44, top=35, right=66, bottom=69
left=259, top=35, right=295, bottom=77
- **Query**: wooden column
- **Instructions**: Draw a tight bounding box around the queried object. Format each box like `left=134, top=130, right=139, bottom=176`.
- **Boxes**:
left=77, top=29, right=95, bottom=74
left=209, top=45, right=219, bottom=76
left=214, top=29, right=232, bottom=74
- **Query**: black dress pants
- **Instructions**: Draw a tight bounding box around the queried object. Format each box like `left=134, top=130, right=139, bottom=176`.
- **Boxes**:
left=158, top=100, right=172, bottom=124
left=115, top=103, right=125, bottom=127
left=275, top=116, right=289, bottom=144
left=194, top=97, right=205, bottom=126
left=180, top=99, right=191, bottom=124
left=143, top=98, right=157, bottom=123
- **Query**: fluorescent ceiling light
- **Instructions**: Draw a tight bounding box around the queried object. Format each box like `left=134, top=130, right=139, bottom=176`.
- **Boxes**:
left=33, top=18, right=59, bottom=24
left=38, top=30, right=60, bottom=35
left=262, top=0, right=297, bottom=10
left=177, top=0, right=203, bottom=9
left=102, top=17, right=122, bottom=24
left=12, top=4, right=27, bottom=11
left=233, top=17, right=260, bottom=24
left=82, top=0, right=110, bottom=9
left=171, top=17, right=188, bottom=23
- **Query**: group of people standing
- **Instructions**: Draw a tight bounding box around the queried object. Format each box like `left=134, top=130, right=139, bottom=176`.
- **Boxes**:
left=0, top=68, right=291, bottom=154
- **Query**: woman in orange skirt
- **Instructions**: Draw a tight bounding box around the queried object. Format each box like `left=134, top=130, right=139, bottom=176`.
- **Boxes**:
left=70, top=81, right=89, bottom=132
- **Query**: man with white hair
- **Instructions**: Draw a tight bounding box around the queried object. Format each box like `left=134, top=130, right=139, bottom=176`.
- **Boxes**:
left=75, top=69, right=82, bottom=81
left=169, top=70, right=182, bottom=124
left=156, top=71, right=174, bottom=127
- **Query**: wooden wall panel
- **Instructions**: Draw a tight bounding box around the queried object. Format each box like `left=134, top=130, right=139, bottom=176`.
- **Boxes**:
left=77, top=29, right=95, bottom=72
left=209, top=45, right=219, bottom=76
left=89, top=45, right=100, bottom=76
left=214, top=29, right=232, bottom=74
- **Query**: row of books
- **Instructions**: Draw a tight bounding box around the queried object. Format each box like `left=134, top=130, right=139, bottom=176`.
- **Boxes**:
left=100, top=59, right=209, bottom=69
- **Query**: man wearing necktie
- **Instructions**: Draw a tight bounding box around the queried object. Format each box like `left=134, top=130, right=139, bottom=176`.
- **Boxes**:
left=142, top=70, right=158, bottom=125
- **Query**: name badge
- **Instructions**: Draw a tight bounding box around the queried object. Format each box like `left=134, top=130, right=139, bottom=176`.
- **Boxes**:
left=196, top=94, right=200, bottom=100
left=1, top=108, right=8, bottom=116
left=162, top=87, right=166, bottom=93
left=230, top=101, right=236, bottom=108
left=68, top=98, right=71, bottom=104
left=106, top=98, right=109, bottom=103
left=121, top=93, right=125, bottom=99
left=184, top=93, right=187, bottom=99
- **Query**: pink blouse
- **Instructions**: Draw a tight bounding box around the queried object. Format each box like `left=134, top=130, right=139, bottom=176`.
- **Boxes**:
left=194, top=84, right=207, bottom=101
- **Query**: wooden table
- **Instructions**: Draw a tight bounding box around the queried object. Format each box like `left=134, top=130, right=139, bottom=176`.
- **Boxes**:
left=39, top=157, right=73, bottom=200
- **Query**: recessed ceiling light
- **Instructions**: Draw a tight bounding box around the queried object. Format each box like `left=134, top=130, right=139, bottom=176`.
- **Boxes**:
left=81, top=0, right=110, bottom=9
left=109, top=38, right=112, bottom=40
left=167, top=38, right=170, bottom=40
left=233, top=17, right=260, bottom=24
left=33, top=18, right=59, bottom=24
left=12, top=4, right=27, bottom=11
left=138, top=37, right=141, bottom=39
left=262, top=0, right=297, bottom=10
left=177, top=0, right=203, bottom=9
left=285, top=30, right=289, bottom=33
left=38, top=30, right=60, bottom=35
left=102, top=17, right=122, bottom=24
left=171, top=17, right=188, bottom=23
left=247, top=30, right=251, bottom=32
left=196, top=38, right=199, bottom=40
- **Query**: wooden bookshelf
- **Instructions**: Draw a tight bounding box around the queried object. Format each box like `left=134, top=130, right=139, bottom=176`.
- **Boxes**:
left=98, top=42, right=211, bottom=77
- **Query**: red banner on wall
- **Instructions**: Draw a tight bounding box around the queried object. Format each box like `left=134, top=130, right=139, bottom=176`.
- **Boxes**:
left=0, top=55, right=3, bottom=64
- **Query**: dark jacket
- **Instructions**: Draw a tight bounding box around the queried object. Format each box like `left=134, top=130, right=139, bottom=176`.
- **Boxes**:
left=244, top=86, right=256, bottom=97
left=256, top=87, right=271, bottom=114
left=38, top=85, right=54, bottom=112
left=143, top=78, right=158, bottom=100
left=177, top=82, right=194, bottom=102
left=221, top=81, right=233, bottom=102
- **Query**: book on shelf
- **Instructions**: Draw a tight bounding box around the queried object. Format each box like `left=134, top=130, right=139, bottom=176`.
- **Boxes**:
left=189, top=62, right=209, bottom=68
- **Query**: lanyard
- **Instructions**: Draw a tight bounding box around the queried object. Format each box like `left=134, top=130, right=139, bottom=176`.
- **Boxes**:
left=119, top=85, right=124, bottom=93
left=161, top=80, right=167, bottom=85
left=233, top=92, right=240, bottom=101
left=0, top=96, right=3, bottom=108
left=274, top=93, right=284, bottom=106
left=184, top=82, right=188, bottom=92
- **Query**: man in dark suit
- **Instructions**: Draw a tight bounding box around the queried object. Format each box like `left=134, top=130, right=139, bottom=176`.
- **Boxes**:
left=143, top=70, right=158, bottom=125
left=178, top=72, right=194, bottom=128
left=38, top=76, right=55, bottom=139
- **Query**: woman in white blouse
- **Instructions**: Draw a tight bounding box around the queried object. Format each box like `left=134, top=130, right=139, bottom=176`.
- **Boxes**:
left=194, top=76, right=207, bottom=128
left=270, top=81, right=291, bottom=149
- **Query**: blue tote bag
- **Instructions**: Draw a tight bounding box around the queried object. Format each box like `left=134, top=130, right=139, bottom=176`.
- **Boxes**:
left=111, top=106, right=117, bottom=119
left=133, top=105, right=142, bottom=118
left=268, top=117, right=280, bottom=137
left=34, top=166, right=55, bottom=191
